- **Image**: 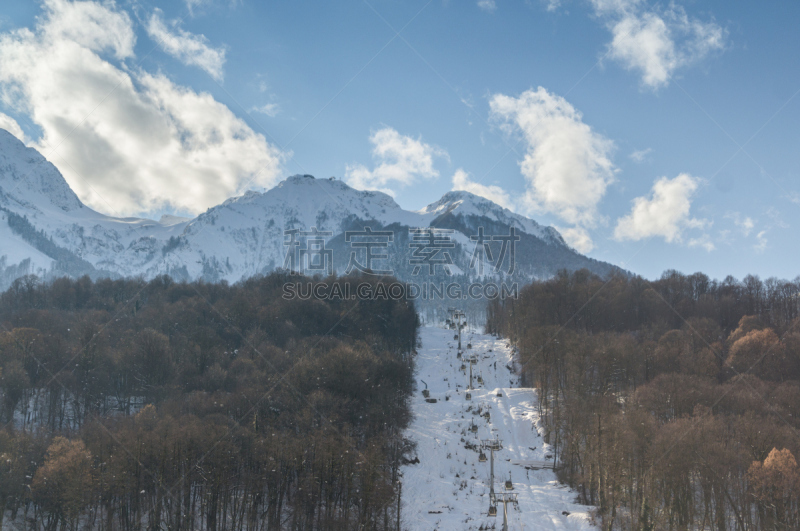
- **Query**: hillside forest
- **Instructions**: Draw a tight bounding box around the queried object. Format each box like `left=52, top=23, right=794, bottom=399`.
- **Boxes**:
left=0, top=273, right=418, bottom=530
left=488, top=269, right=800, bottom=530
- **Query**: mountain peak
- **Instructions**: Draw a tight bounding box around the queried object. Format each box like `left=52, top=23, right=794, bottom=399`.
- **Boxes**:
left=0, top=137, right=621, bottom=292
left=0, top=128, right=83, bottom=213
left=418, top=189, right=565, bottom=244
left=280, top=174, right=318, bottom=186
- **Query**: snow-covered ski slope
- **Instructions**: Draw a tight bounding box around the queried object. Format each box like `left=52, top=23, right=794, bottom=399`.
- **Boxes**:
left=401, top=327, right=595, bottom=530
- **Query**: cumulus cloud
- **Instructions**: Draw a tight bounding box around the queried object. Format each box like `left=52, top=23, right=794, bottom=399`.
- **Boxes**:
left=614, top=173, right=706, bottom=242
left=477, top=0, right=497, bottom=13
left=728, top=213, right=755, bottom=236
left=0, top=112, right=26, bottom=143
left=557, top=226, right=595, bottom=253
left=629, top=147, right=652, bottom=162
left=251, top=103, right=280, bottom=117
left=451, top=169, right=512, bottom=210
left=688, top=234, right=714, bottom=252
left=345, top=127, right=447, bottom=196
left=591, top=0, right=726, bottom=89
left=0, top=0, right=284, bottom=216
left=489, top=87, right=616, bottom=251
left=754, top=230, right=768, bottom=253
left=146, top=9, right=226, bottom=80
left=542, top=0, right=562, bottom=12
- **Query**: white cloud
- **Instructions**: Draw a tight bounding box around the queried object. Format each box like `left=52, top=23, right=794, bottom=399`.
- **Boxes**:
left=0, top=112, right=26, bottom=143
left=40, top=0, right=135, bottom=59
left=0, top=0, right=285, bottom=216
left=345, top=127, right=447, bottom=196
left=754, top=230, right=768, bottom=253
left=688, top=234, right=714, bottom=252
left=614, top=173, right=705, bottom=242
left=629, top=147, right=652, bottom=162
left=766, top=206, right=789, bottom=229
left=591, top=0, right=726, bottom=89
left=557, top=226, right=595, bottom=253
left=736, top=215, right=754, bottom=236
left=185, top=0, right=210, bottom=16
left=477, top=0, right=497, bottom=13
left=146, top=9, right=226, bottom=81
left=251, top=103, right=279, bottom=117
left=451, top=169, right=512, bottom=210
left=543, top=0, right=562, bottom=12
left=489, top=87, right=616, bottom=251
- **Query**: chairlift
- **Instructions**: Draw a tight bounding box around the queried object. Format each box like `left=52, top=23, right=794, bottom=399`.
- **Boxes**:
left=488, top=505, right=497, bottom=517
left=505, top=474, right=513, bottom=490
left=465, top=392, right=471, bottom=401
left=479, top=451, right=487, bottom=462
left=453, top=334, right=458, bottom=340
left=467, top=343, right=472, bottom=349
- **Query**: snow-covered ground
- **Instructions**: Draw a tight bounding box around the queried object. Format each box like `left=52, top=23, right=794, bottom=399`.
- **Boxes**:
left=400, top=327, right=595, bottom=531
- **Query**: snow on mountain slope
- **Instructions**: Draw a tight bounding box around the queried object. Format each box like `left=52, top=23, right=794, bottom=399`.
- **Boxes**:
left=0, top=130, right=190, bottom=279
left=401, top=327, right=595, bottom=530
left=0, top=128, right=622, bottom=290
left=418, top=191, right=565, bottom=247
left=152, top=174, right=425, bottom=281
left=0, top=210, right=52, bottom=273
left=0, top=130, right=83, bottom=214
left=155, top=177, right=596, bottom=284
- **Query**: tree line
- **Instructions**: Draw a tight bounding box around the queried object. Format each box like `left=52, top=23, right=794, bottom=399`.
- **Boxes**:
left=487, top=269, right=800, bottom=530
left=0, top=272, right=419, bottom=530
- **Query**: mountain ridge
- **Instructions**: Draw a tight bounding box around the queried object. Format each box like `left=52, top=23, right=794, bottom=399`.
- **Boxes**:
left=0, top=129, right=625, bottom=295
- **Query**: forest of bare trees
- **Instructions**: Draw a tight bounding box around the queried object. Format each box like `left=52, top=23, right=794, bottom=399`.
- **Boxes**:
left=0, top=273, right=418, bottom=530
left=488, top=269, right=800, bottom=530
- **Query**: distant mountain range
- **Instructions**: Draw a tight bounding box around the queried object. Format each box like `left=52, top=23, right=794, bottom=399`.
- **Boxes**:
left=0, top=128, right=624, bottom=308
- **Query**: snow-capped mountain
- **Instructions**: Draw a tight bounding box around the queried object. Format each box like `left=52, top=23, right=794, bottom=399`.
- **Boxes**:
left=0, top=129, right=623, bottom=294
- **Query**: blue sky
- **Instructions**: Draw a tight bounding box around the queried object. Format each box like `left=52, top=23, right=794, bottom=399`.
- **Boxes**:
left=0, top=0, right=798, bottom=281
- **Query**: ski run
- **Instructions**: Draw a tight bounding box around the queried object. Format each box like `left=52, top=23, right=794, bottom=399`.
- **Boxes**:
left=400, top=326, right=595, bottom=530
